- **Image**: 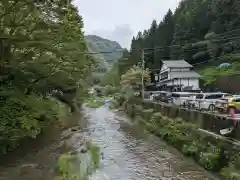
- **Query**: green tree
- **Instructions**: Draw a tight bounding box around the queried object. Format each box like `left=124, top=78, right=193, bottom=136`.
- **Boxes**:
left=0, top=0, right=93, bottom=155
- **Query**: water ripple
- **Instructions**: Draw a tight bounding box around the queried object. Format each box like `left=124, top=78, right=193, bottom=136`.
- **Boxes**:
left=85, top=106, right=218, bottom=180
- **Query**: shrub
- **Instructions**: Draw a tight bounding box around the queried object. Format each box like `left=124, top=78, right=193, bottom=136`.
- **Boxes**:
left=102, top=85, right=119, bottom=96
left=221, top=154, right=240, bottom=179
left=198, top=145, right=221, bottom=171
left=0, top=92, right=68, bottom=155
left=139, top=109, right=224, bottom=172
left=114, top=93, right=125, bottom=106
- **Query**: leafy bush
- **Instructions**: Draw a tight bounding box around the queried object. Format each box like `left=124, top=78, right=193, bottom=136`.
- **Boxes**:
left=198, top=145, right=221, bottom=170
left=0, top=92, right=68, bottom=155
left=136, top=108, right=226, bottom=173
left=114, top=93, right=125, bottom=106
left=102, top=85, right=119, bottom=96
left=0, top=1, right=93, bottom=156
left=221, top=154, right=240, bottom=179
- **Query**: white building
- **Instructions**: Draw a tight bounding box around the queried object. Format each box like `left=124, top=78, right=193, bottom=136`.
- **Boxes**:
left=155, top=60, right=201, bottom=90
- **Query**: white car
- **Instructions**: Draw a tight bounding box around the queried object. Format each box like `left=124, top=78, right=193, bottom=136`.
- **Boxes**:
left=171, top=92, right=200, bottom=106
left=191, top=93, right=230, bottom=111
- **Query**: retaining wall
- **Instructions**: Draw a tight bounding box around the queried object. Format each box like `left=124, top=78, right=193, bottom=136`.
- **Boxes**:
left=123, top=98, right=240, bottom=178
left=126, top=98, right=240, bottom=140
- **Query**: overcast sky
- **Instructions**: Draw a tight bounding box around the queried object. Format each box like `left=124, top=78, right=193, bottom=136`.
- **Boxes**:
left=73, top=0, right=180, bottom=49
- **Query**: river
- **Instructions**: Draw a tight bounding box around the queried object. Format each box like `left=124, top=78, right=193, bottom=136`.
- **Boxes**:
left=0, top=104, right=218, bottom=180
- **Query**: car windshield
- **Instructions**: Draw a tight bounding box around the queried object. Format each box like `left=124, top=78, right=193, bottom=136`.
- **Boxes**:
left=196, top=94, right=204, bottom=99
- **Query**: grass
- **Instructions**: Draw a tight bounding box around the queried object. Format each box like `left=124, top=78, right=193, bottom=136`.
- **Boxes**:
left=85, top=100, right=104, bottom=108
left=198, top=62, right=240, bottom=85
left=88, top=144, right=100, bottom=169
left=84, top=95, right=113, bottom=108
left=58, top=153, right=79, bottom=180
left=58, top=142, right=100, bottom=180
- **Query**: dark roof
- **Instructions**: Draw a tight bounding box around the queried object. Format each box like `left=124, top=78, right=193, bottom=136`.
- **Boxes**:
left=170, top=71, right=201, bottom=78
left=162, top=60, right=193, bottom=68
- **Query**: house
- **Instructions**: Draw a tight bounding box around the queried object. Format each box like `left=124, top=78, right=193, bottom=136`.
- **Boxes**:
left=156, top=60, right=201, bottom=91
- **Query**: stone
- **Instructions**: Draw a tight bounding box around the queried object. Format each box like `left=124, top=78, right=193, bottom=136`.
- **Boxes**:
left=80, top=147, right=88, bottom=154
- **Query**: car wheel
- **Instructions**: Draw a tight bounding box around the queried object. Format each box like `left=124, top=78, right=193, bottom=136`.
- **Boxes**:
left=183, top=102, right=186, bottom=108
left=208, top=104, right=215, bottom=112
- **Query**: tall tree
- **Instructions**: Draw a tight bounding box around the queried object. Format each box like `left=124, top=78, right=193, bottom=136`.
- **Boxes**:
left=0, top=0, right=93, bottom=155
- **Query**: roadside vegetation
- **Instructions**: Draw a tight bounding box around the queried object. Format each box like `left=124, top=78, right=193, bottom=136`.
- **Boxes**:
left=0, top=1, right=93, bottom=156
left=200, top=62, right=240, bottom=85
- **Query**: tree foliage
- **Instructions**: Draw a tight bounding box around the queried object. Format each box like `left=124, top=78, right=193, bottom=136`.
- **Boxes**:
left=0, top=0, right=93, bottom=155
left=110, top=0, right=240, bottom=86
left=120, top=65, right=150, bottom=91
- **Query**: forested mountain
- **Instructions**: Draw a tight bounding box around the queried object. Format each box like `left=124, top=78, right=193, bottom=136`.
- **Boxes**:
left=0, top=1, right=92, bottom=155
left=102, top=0, right=240, bottom=87
left=85, top=35, right=123, bottom=72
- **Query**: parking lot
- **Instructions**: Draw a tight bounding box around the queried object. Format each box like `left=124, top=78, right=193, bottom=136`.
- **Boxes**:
left=145, top=91, right=240, bottom=118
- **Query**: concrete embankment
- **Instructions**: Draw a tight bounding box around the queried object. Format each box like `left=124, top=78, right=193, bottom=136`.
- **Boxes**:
left=130, top=99, right=240, bottom=139
left=124, top=98, right=240, bottom=179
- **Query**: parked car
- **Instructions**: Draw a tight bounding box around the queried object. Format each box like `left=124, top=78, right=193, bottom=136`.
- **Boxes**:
left=189, top=93, right=230, bottom=111
left=154, top=91, right=172, bottom=103
left=171, top=92, right=199, bottom=106
left=215, top=95, right=240, bottom=113
left=149, top=91, right=162, bottom=100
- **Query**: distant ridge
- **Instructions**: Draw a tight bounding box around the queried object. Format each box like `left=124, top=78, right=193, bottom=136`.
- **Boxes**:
left=85, top=35, right=123, bottom=73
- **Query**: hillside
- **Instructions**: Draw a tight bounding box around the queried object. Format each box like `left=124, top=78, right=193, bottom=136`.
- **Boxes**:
left=85, top=35, right=123, bottom=72
left=108, top=0, right=240, bottom=90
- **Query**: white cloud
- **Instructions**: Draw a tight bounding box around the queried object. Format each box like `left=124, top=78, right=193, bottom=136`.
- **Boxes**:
left=73, top=0, right=180, bottom=48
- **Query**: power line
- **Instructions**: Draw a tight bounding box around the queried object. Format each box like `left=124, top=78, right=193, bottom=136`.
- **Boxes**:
left=84, top=34, right=240, bottom=55
left=85, top=31, right=240, bottom=68
left=192, top=51, right=240, bottom=66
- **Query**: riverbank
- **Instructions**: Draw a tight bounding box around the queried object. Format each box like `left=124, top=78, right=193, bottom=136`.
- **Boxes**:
left=83, top=104, right=216, bottom=179
left=123, top=99, right=240, bottom=179
left=0, top=109, right=100, bottom=180
left=0, top=97, right=73, bottom=158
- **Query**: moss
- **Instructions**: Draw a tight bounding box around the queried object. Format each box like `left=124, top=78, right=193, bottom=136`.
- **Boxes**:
left=89, top=144, right=100, bottom=169
left=58, top=142, right=100, bottom=180
left=142, top=108, right=154, bottom=120
left=58, top=153, right=79, bottom=180
left=85, top=100, right=104, bottom=108
left=134, top=105, right=143, bottom=115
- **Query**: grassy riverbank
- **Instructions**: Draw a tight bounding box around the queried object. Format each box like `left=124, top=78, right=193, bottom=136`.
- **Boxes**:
left=58, top=142, right=100, bottom=180
left=84, top=95, right=113, bottom=108
left=121, top=101, right=240, bottom=179
left=0, top=97, right=70, bottom=157
left=85, top=98, right=105, bottom=108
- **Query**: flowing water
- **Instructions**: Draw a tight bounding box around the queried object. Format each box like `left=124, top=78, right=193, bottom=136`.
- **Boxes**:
left=0, top=105, right=218, bottom=180
left=84, top=105, right=217, bottom=180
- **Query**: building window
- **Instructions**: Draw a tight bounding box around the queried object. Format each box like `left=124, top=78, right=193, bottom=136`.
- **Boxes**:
left=160, top=71, right=168, bottom=80
left=154, top=75, right=159, bottom=81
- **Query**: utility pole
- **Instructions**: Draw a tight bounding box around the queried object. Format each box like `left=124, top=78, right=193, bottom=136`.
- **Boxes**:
left=141, top=49, right=145, bottom=100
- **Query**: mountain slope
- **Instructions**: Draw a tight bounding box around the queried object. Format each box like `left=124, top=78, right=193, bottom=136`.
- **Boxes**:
left=85, top=35, right=123, bottom=72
